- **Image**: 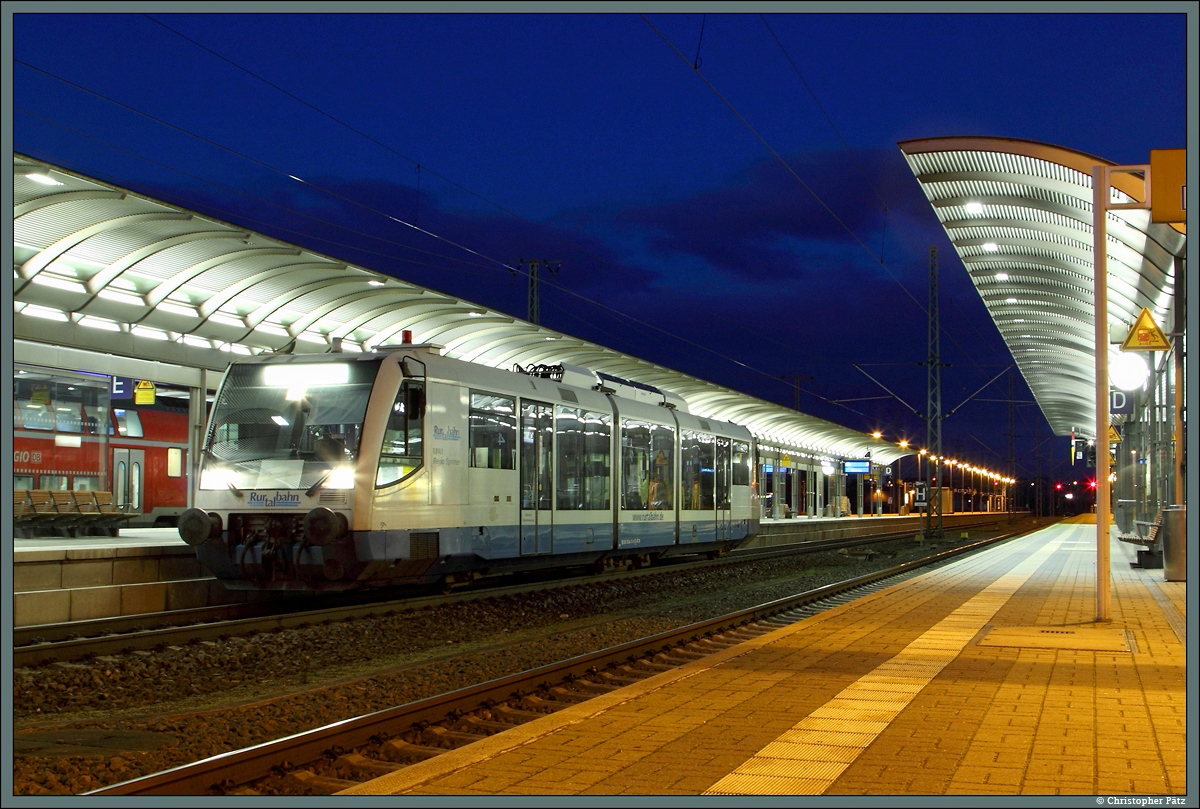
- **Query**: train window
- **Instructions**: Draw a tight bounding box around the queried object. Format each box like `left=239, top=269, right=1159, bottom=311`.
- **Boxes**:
left=167, top=447, right=183, bottom=477
left=521, top=402, right=553, bottom=509
left=376, top=380, right=425, bottom=486
left=55, top=402, right=83, bottom=433
left=732, top=441, right=751, bottom=486
left=73, top=476, right=101, bottom=491
left=41, top=475, right=69, bottom=491
left=205, top=359, right=379, bottom=490
left=15, top=475, right=35, bottom=490
left=83, top=405, right=107, bottom=435
left=114, top=409, right=144, bottom=438
left=715, top=437, right=730, bottom=510
left=555, top=406, right=610, bottom=510
left=681, top=431, right=715, bottom=510
left=620, top=420, right=673, bottom=511
left=130, top=461, right=143, bottom=510
left=17, top=400, right=54, bottom=431
left=469, top=391, right=516, bottom=469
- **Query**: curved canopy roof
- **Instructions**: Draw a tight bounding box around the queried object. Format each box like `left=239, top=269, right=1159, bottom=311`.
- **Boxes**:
left=12, top=152, right=903, bottom=464
left=899, top=137, right=1185, bottom=439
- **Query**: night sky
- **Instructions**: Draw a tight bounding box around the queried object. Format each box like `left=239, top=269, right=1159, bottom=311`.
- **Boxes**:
left=9, top=6, right=1192, bottom=482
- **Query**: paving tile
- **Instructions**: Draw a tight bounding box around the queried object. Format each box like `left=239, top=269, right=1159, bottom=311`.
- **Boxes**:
left=338, top=521, right=1186, bottom=798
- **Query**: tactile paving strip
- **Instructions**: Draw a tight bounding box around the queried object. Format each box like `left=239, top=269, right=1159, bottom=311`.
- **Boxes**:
left=704, top=536, right=1065, bottom=796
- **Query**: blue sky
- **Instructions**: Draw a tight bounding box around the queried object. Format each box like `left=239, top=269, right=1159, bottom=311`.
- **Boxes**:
left=9, top=5, right=1193, bottom=479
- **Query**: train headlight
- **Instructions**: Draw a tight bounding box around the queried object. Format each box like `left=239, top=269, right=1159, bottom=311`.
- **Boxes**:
left=200, top=467, right=237, bottom=490
left=326, top=466, right=355, bottom=489
left=303, top=507, right=348, bottom=546
left=179, top=509, right=222, bottom=545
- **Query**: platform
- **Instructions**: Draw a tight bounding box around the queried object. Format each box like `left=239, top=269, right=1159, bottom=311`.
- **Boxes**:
left=11, top=513, right=996, bottom=627
left=340, top=516, right=1190, bottom=798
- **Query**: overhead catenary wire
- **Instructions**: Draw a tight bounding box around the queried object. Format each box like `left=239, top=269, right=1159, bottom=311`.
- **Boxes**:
left=648, top=14, right=1004, bottom=389
left=15, top=18, right=1030, bottom=444
left=14, top=76, right=804, bottom=403
left=12, top=55, right=870, bottom=410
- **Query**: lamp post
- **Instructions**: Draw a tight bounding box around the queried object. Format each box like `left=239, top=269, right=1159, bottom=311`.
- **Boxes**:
left=898, top=440, right=909, bottom=514
left=945, top=459, right=955, bottom=513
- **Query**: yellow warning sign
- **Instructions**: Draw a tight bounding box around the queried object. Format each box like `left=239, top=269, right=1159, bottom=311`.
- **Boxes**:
left=1121, top=308, right=1171, bottom=351
left=134, top=379, right=156, bottom=405
left=1108, top=426, right=1122, bottom=444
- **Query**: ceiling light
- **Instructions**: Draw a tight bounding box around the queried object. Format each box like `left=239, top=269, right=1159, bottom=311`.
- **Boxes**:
left=995, top=272, right=1009, bottom=281
left=158, top=301, right=198, bottom=317
left=31, top=275, right=87, bottom=294
left=1110, top=352, right=1149, bottom=391
left=983, top=242, right=999, bottom=252
left=98, top=289, right=146, bottom=306
left=964, top=202, right=984, bottom=214
left=26, top=172, right=63, bottom=186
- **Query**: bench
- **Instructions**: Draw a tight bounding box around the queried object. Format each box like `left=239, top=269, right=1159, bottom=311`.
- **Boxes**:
left=84, top=490, right=136, bottom=536
left=13, top=490, right=135, bottom=538
left=1119, top=509, right=1164, bottom=569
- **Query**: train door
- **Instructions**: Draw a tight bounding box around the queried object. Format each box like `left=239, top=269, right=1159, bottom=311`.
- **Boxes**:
left=520, top=401, right=553, bottom=554
left=112, top=448, right=144, bottom=515
left=716, top=437, right=732, bottom=540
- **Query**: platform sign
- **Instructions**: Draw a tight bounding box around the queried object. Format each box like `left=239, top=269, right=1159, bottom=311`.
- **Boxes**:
left=1121, top=308, right=1171, bottom=351
left=1110, top=389, right=1134, bottom=415
left=133, top=379, right=156, bottom=405
left=1150, top=149, right=1185, bottom=224
left=913, top=481, right=928, bottom=506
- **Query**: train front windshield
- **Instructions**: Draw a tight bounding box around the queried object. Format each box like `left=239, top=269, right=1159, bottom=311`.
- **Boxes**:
left=201, top=359, right=382, bottom=491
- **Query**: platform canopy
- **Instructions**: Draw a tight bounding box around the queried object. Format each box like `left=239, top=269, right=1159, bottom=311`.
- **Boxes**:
left=899, top=137, right=1186, bottom=439
left=12, top=152, right=903, bottom=464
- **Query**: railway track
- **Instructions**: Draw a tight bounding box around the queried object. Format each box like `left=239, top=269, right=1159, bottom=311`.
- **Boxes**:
left=85, top=525, right=1030, bottom=797
left=15, top=521, right=1007, bottom=668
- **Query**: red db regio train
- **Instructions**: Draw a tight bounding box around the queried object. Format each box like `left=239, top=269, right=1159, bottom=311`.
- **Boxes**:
left=13, top=369, right=190, bottom=528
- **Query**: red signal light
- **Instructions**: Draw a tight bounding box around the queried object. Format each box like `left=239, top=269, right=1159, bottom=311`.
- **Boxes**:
left=1087, top=479, right=1097, bottom=489
left=1055, top=482, right=1063, bottom=490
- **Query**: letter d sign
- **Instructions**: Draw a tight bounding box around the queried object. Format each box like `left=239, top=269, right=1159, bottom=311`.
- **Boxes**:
left=1110, top=390, right=1132, bottom=415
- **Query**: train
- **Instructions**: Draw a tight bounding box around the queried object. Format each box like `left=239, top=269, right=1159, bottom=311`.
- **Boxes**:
left=179, top=341, right=760, bottom=591
left=13, top=372, right=190, bottom=528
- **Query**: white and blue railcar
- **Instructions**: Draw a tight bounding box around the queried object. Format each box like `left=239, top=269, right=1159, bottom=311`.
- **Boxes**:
left=179, top=343, right=759, bottom=591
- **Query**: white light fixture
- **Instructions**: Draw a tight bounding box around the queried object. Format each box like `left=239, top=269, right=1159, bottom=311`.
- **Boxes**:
left=31, top=275, right=88, bottom=294
left=1110, top=351, right=1149, bottom=391
left=158, top=301, right=198, bottom=317
left=263, top=363, right=350, bottom=388
left=79, top=316, right=122, bottom=331
left=26, top=172, right=63, bottom=186
left=21, top=305, right=69, bottom=321
left=983, top=242, right=999, bottom=252
left=131, top=326, right=170, bottom=340
left=98, top=289, right=146, bottom=306
left=964, top=202, right=984, bottom=215
left=995, top=272, right=1009, bottom=281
